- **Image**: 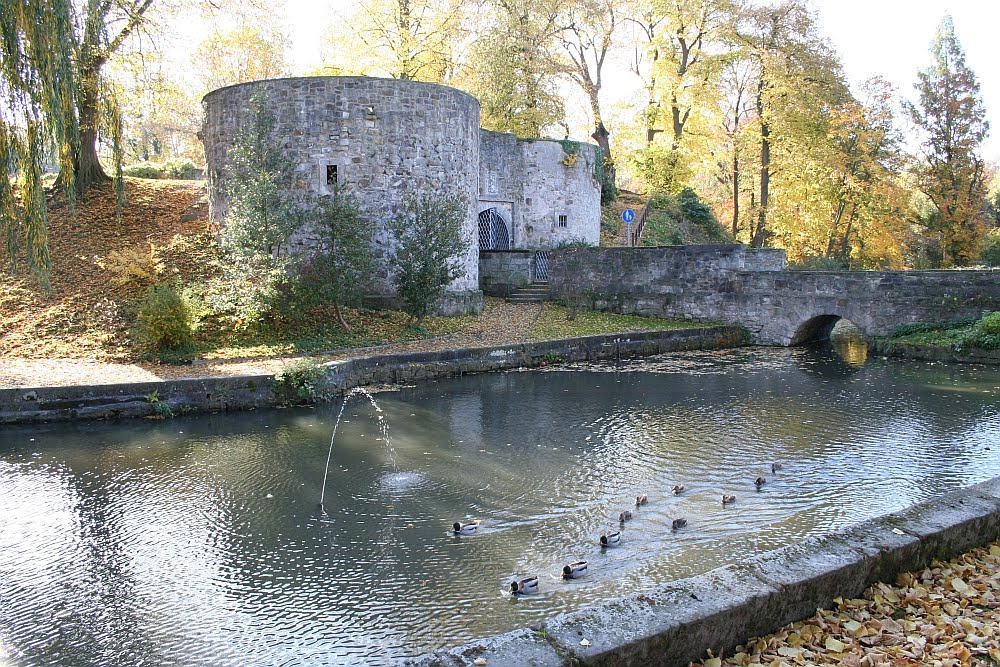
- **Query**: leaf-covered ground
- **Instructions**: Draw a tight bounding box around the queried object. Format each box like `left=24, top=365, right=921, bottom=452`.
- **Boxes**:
left=1, top=179, right=696, bottom=387
left=695, top=541, right=1000, bottom=667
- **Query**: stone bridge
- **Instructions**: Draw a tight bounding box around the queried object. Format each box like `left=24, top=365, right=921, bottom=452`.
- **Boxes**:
left=544, top=245, right=1000, bottom=345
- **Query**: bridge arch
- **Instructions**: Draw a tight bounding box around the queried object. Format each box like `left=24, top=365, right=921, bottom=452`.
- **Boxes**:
left=789, top=313, right=870, bottom=346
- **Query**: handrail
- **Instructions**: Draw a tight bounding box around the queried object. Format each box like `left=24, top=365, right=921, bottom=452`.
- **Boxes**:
left=629, top=198, right=652, bottom=247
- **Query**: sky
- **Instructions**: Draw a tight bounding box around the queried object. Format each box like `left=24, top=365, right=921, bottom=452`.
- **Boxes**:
left=271, top=0, right=999, bottom=162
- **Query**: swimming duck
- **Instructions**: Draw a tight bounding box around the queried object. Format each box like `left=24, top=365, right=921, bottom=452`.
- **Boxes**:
left=453, top=521, right=479, bottom=535
left=672, top=485, right=685, bottom=495
left=754, top=477, right=766, bottom=489
left=635, top=494, right=648, bottom=506
left=619, top=510, right=633, bottom=523
left=600, top=531, right=622, bottom=547
left=510, top=576, right=539, bottom=595
left=771, top=463, right=783, bottom=474
left=671, top=518, right=688, bottom=530
left=721, top=494, right=737, bottom=505
left=562, top=561, right=589, bottom=579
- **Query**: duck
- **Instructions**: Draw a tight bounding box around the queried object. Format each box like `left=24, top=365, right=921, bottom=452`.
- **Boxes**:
left=635, top=494, right=648, bottom=506
left=721, top=494, right=737, bottom=505
left=600, top=531, right=622, bottom=547
left=671, top=484, right=685, bottom=495
left=510, top=576, right=539, bottom=595
left=754, top=476, right=766, bottom=489
left=452, top=521, right=479, bottom=535
left=671, top=518, right=688, bottom=530
left=771, top=462, right=783, bottom=474
left=619, top=509, right=633, bottom=523
left=562, top=561, right=588, bottom=579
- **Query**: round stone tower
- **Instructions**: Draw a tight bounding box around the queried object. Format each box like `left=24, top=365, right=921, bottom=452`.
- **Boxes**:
left=201, top=76, right=482, bottom=315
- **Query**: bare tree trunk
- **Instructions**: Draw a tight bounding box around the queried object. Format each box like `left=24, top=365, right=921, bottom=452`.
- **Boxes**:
left=751, top=120, right=770, bottom=248
left=731, top=151, right=740, bottom=239
left=71, top=74, right=110, bottom=192
left=333, top=301, right=352, bottom=332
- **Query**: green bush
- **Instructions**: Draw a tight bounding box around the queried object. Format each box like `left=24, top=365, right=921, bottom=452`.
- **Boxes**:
left=890, top=317, right=979, bottom=338
left=676, top=188, right=730, bottom=243
left=273, top=358, right=330, bottom=403
left=787, top=256, right=848, bottom=271
left=979, top=311, right=1000, bottom=334
left=124, top=160, right=202, bottom=180
left=978, top=230, right=1000, bottom=267
left=134, top=284, right=201, bottom=351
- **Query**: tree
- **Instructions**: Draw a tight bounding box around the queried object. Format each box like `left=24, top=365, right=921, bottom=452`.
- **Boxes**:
left=2, top=2, right=81, bottom=279
left=555, top=0, right=619, bottom=184
left=73, top=0, right=157, bottom=188
left=388, top=191, right=467, bottom=324
left=213, top=88, right=303, bottom=322
left=308, top=186, right=378, bottom=331
left=459, top=0, right=565, bottom=136
left=736, top=0, right=846, bottom=248
left=193, top=25, right=290, bottom=93
left=905, top=15, right=990, bottom=267
left=323, top=0, right=468, bottom=81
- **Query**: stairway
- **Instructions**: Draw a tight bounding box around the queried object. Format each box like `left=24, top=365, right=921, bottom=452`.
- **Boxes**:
left=508, top=281, right=550, bottom=304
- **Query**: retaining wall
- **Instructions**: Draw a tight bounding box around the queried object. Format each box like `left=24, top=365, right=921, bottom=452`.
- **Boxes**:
left=0, top=327, right=746, bottom=424
left=417, top=477, right=1000, bottom=666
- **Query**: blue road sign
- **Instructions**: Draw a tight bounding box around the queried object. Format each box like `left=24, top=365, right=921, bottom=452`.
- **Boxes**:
left=622, top=208, right=636, bottom=223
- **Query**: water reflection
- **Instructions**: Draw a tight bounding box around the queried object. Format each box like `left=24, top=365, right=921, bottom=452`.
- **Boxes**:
left=829, top=318, right=868, bottom=367
left=1, top=348, right=999, bottom=665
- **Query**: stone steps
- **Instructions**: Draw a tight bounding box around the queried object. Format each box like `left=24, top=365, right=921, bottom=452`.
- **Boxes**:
left=509, top=281, right=550, bottom=303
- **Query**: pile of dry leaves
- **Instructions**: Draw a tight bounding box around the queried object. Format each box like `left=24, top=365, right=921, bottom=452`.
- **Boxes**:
left=698, top=541, right=1000, bottom=666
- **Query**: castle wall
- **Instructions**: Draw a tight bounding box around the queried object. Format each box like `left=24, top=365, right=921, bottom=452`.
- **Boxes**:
left=477, top=131, right=601, bottom=250
left=202, top=76, right=482, bottom=305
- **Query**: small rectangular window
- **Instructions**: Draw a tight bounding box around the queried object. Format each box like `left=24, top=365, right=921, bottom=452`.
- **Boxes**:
left=558, top=214, right=568, bottom=228
left=326, top=164, right=339, bottom=186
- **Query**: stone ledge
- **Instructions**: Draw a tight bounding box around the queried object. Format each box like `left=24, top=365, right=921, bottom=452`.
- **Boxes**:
left=0, top=326, right=746, bottom=425
left=429, top=480, right=1000, bottom=666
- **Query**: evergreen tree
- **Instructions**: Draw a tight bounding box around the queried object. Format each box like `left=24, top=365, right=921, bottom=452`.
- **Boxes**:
left=388, top=191, right=467, bottom=324
left=905, top=14, right=990, bottom=267
left=213, top=88, right=303, bottom=323
left=309, top=185, right=378, bottom=331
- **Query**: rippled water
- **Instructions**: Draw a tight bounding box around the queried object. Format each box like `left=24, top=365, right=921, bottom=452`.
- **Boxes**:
left=2, top=346, right=1000, bottom=665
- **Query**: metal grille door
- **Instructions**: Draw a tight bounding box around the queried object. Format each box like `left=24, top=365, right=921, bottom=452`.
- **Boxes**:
left=478, top=208, right=511, bottom=250
left=534, top=251, right=549, bottom=281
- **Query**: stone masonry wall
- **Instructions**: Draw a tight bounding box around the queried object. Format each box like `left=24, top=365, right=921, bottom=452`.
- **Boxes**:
left=548, top=246, right=1000, bottom=345
left=478, top=132, right=601, bottom=249
left=202, top=76, right=482, bottom=306
left=518, top=140, right=601, bottom=248
left=478, top=250, right=533, bottom=296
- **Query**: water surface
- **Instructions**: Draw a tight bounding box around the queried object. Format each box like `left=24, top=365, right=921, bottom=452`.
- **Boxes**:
left=2, top=346, right=999, bottom=665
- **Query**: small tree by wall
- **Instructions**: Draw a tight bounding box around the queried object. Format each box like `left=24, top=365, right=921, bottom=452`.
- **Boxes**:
left=308, top=185, right=378, bottom=331
left=388, top=191, right=467, bottom=324
left=212, top=89, right=303, bottom=323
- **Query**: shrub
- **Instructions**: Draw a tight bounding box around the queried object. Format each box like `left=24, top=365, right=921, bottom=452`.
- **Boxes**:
left=979, top=311, right=1000, bottom=334
left=100, top=244, right=163, bottom=288
left=676, top=188, right=730, bottom=243
left=388, top=190, right=467, bottom=324
left=978, top=230, right=1000, bottom=267
left=273, top=358, right=330, bottom=403
left=123, top=160, right=202, bottom=180
left=134, top=283, right=201, bottom=351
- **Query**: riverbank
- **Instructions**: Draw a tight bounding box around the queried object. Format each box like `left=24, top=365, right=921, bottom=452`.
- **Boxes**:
left=0, top=325, right=748, bottom=424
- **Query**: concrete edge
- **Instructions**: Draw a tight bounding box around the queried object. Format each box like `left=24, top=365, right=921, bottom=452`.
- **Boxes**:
left=0, top=326, right=747, bottom=424
left=416, top=478, right=1000, bottom=667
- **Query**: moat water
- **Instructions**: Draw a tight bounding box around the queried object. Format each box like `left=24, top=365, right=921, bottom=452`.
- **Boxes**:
left=2, top=344, right=1000, bottom=665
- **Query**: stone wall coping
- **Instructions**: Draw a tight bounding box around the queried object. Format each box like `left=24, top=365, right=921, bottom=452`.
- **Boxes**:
left=417, top=478, right=1000, bottom=666
left=201, top=75, right=481, bottom=106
